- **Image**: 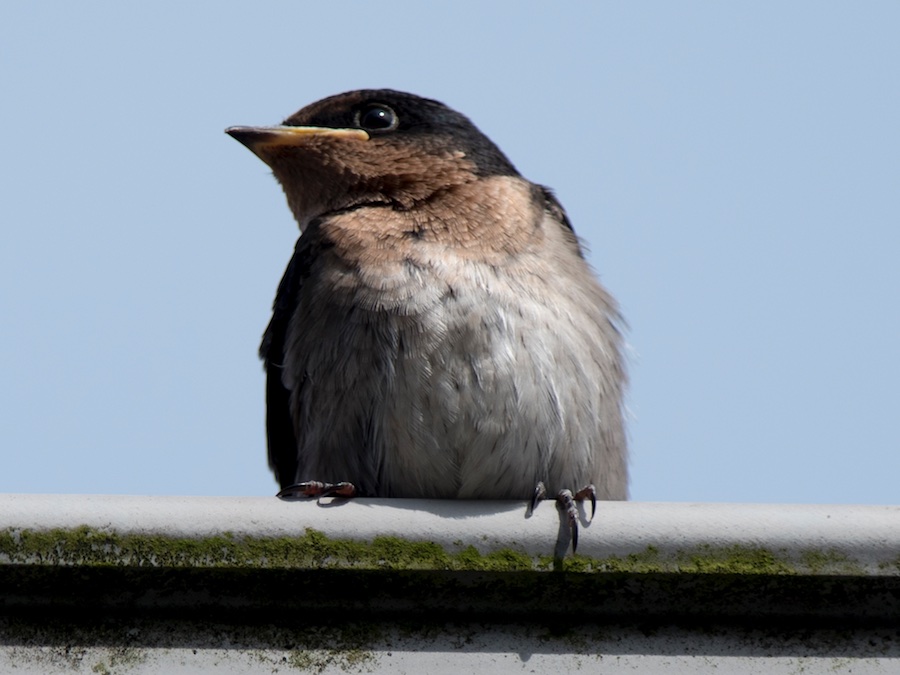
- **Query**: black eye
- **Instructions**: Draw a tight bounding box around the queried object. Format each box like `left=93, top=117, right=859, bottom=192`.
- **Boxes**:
left=356, top=104, right=398, bottom=132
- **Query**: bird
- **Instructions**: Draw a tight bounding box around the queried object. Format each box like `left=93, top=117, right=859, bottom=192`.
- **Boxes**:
left=226, top=89, right=627, bottom=550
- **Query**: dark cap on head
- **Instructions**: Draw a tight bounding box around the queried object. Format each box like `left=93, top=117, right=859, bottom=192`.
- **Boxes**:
left=279, top=89, right=520, bottom=178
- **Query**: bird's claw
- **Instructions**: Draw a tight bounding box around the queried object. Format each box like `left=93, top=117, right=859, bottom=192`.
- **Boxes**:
left=557, top=489, right=580, bottom=552
left=529, top=481, right=547, bottom=515
left=277, top=481, right=357, bottom=500
left=574, top=484, right=597, bottom=520
left=531, top=482, right=597, bottom=553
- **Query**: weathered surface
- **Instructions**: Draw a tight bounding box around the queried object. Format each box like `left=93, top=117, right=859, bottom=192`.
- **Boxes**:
left=1, top=495, right=899, bottom=673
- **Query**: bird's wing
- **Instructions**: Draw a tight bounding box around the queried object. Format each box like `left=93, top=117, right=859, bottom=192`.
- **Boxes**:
left=538, top=185, right=589, bottom=259
left=259, top=234, right=317, bottom=489
left=537, top=185, right=574, bottom=231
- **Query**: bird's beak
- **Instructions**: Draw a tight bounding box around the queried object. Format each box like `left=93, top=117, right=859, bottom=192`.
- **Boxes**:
left=225, top=125, right=370, bottom=158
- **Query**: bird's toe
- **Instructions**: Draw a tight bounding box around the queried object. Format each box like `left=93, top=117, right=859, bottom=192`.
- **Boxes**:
left=277, top=481, right=358, bottom=500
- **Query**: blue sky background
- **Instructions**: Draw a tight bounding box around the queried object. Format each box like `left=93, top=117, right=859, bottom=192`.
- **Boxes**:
left=2, top=2, right=898, bottom=503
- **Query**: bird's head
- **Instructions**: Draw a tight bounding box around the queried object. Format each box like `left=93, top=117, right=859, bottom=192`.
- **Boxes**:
left=227, top=89, right=521, bottom=231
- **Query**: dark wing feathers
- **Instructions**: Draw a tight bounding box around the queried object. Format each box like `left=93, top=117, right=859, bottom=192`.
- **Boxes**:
left=260, top=233, right=319, bottom=489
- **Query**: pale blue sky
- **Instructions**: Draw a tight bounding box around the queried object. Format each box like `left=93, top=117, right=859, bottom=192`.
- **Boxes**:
left=2, top=2, right=898, bottom=503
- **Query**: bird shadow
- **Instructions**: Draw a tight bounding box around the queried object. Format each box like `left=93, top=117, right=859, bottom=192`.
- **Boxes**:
left=277, top=492, right=591, bottom=562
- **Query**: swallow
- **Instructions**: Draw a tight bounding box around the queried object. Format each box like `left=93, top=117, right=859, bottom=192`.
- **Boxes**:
left=227, top=89, right=627, bottom=551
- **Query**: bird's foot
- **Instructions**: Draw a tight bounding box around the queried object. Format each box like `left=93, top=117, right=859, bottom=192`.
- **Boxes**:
left=277, top=481, right=357, bottom=500
left=531, top=482, right=597, bottom=553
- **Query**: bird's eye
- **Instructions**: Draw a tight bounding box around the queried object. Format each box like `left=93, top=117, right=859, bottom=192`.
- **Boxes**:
left=356, top=104, right=398, bottom=132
